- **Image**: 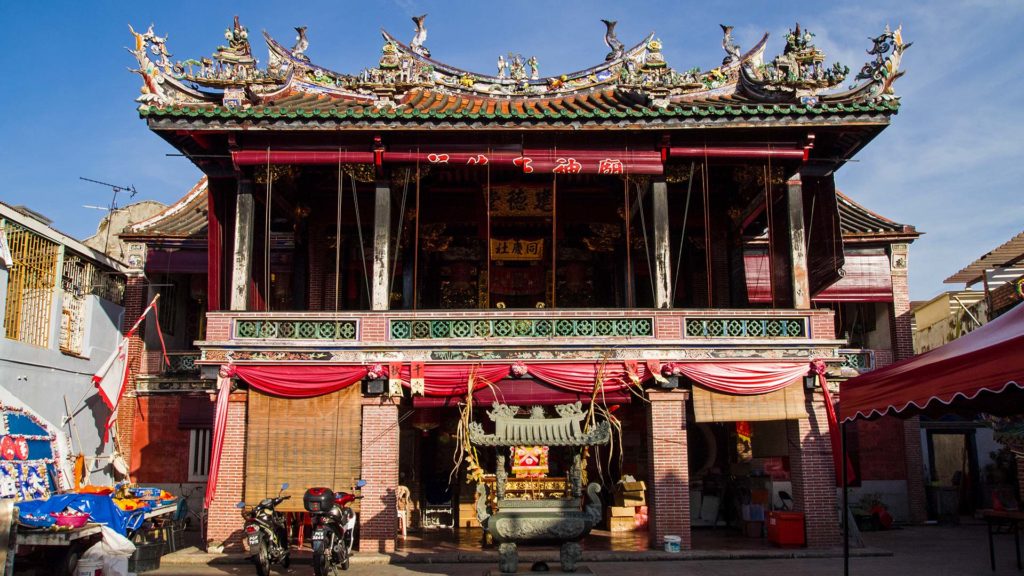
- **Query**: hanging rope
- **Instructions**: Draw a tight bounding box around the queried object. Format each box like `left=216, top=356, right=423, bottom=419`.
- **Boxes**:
left=389, top=168, right=411, bottom=299
left=350, top=174, right=372, bottom=305
left=766, top=155, right=776, bottom=307
left=635, top=179, right=656, bottom=304
left=264, top=148, right=272, bottom=310
left=671, top=161, right=696, bottom=304
left=413, top=155, right=421, bottom=310
left=702, top=151, right=712, bottom=307
left=485, top=148, right=491, bottom=308
left=335, top=152, right=344, bottom=311
left=624, top=175, right=632, bottom=306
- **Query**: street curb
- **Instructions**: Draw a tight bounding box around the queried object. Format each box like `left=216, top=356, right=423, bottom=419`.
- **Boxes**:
left=162, top=546, right=892, bottom=566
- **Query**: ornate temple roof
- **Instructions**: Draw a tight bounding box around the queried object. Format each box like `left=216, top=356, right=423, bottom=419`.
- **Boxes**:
left=121, top=177, right=208, bottom=241
left=129, top=17, right=908, bottom=130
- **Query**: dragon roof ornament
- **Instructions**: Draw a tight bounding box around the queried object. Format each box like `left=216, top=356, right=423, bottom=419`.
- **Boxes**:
left=128, top=16, right=909, bottom=112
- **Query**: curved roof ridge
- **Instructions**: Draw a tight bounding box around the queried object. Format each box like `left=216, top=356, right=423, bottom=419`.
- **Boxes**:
left=124, top=176, right=208, bottom=236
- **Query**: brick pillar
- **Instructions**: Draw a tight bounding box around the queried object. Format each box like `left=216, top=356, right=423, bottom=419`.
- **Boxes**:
left=360, top=398, right=399, bottom=553
left=903, top=416, right=928, bottom=523
left=889, top=243, right=926, bottom=522
left=206, top=391, right=248, bottom=551
left=787, top=389, right=840, bottom=547
left=1017, top=453, right=1024, bottom=505
left=645, top=390, right=690, bottom=550
left=117, top=273, right=147, bottom=469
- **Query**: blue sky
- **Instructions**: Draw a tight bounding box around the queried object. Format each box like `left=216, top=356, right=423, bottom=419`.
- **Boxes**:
left=1, top=1, right=1021, bottom=301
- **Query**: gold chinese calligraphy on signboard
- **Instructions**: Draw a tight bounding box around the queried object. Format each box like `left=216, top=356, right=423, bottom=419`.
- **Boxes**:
left=490, top=185, right=552, bottom=217
left=490, top=238, right=544, bottom=261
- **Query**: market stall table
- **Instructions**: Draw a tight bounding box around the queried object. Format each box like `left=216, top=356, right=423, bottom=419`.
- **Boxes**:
left=983, top=509, right=1023, bottom=572
left=14, top=500, right=179, bottom=576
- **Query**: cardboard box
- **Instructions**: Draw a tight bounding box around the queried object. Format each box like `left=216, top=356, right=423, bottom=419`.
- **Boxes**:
left=614, top=493, right=646, bottom=507
left=609, top=506, right=635, bottom=517
left=609, top=516, right=636, bottom=532
left=618, top=481, right=646, bottom=493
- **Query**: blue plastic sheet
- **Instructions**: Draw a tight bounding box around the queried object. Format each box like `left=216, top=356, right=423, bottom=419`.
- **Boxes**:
left=17, top=494, right=151, bottom=535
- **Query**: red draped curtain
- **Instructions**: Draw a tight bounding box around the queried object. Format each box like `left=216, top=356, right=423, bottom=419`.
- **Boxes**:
left=665, top=362, right=808, bottom=395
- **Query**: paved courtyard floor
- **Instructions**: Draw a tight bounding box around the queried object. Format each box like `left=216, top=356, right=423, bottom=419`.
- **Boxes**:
left=137, top=520, right=1022, bottom=576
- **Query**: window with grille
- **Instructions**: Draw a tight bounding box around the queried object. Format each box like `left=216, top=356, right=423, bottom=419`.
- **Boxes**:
left=59, top=253, right=90, bottom=355
left=188, top=428, right=212, bottom=481
left=3, top=222, right=59, bottom=347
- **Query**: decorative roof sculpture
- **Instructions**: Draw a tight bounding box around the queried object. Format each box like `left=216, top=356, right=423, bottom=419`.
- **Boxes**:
left=129, top=16, right=909, bottom=124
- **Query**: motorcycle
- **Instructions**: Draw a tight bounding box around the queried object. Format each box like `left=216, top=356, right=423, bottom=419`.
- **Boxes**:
left=303, top=479, right=366, bottom=574
left=237, top=483, right=291, bottom=576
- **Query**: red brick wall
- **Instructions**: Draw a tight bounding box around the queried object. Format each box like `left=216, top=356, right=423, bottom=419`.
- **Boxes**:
left=645, top=391, right=690, bottom=550
left=890, top=275, right=914, bottom=361
left=787, top=389, right=840, bottom=547
left=853, top=418, right=906, bottom=480
left=130, top=397, right=189, bottom=483
left=359, top=399, right=399, bottom=553
left=810, top=309, right=835, bottom=339
left=205, top=315, right=231, bottom=341
left=206, top=391, right=248, bottom=550
left=117, top=275, right=148, bottom=465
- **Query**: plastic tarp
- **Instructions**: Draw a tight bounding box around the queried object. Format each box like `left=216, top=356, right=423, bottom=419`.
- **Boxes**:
left=16, top=493, right=149, bottom=535
left=841, top=302, right=1024, bottom=421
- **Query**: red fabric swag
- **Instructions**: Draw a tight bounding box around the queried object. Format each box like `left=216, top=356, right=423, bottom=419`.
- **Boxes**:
left=231, top=365, right=368, bottom=398
left=666, top=362, right=808, bottom=395
left=204, top=372, right=232, bottom=509
left=526, top=362, right=652, bottom=393
left=388, top=364, right=511, bottom=396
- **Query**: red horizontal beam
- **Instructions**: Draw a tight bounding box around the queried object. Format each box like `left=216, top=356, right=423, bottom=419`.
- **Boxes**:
left=231, top=150, right=375, bottom=165
left=668, top=146, right=807, bottom=161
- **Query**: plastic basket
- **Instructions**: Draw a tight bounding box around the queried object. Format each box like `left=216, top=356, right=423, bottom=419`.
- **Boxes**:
left=128, top=541, right=165, bottom=573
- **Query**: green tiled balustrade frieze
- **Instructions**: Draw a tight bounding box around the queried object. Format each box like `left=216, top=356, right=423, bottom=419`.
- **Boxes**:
left=390, top=317, right=654, bottom=340
left=234, top=319, right=358, bottom=340
left=683, top=317, right=807, bottom=338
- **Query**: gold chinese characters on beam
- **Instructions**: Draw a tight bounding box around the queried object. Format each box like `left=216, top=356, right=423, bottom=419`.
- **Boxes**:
left=490, top=239, right=544, bottom=261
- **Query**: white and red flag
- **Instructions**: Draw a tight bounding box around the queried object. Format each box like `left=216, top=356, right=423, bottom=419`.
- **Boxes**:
left=92, top=294, right=168, bottom=441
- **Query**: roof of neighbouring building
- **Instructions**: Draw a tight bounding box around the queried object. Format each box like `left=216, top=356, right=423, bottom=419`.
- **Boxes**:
left=836, top=190, right=918, bottom=240
left=945, top=231, right=1024, bottom=285
left=130, top=17, right=908, bottom=129
left=120, top=177, right=208, bottom=240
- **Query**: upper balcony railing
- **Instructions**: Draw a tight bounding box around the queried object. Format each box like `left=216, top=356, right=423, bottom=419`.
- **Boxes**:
left=204, top=308, right=833, bottom=345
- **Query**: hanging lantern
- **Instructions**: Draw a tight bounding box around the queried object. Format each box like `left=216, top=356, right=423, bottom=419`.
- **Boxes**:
left=411, top=409, right=441, bottom=436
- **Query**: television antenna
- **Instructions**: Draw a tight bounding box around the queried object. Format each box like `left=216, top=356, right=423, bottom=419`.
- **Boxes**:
left=79, top=177, right=138, bottom=254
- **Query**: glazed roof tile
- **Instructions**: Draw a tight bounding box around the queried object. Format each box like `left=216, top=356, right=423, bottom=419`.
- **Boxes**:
left=140, top=88, right=899, bottom=125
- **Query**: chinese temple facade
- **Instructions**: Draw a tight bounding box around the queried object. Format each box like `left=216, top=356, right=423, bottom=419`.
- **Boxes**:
left=121, top=16, right=921, bottom=553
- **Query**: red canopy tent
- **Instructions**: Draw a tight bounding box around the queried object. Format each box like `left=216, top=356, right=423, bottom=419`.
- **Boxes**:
left=840, top=301, right=1024, bottom=422
left=837, top=302, right=1023, bottom=575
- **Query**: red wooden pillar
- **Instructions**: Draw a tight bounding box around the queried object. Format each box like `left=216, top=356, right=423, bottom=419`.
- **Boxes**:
left=645, top=390, right=690, bottom=550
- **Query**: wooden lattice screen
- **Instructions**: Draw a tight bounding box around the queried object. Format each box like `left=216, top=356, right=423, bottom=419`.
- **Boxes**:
left=3, top=222, right=59, bottom=347
left=245, top=386, right=362, bottom=512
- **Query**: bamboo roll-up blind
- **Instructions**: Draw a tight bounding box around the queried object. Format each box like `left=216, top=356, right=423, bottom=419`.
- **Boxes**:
left=691, top=380, right=809, bottom=423
left=245, top=385, right=362, bottom=512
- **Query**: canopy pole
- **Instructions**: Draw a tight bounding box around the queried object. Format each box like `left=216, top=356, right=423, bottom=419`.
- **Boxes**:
left=842, top=418, right=850, bottom=576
